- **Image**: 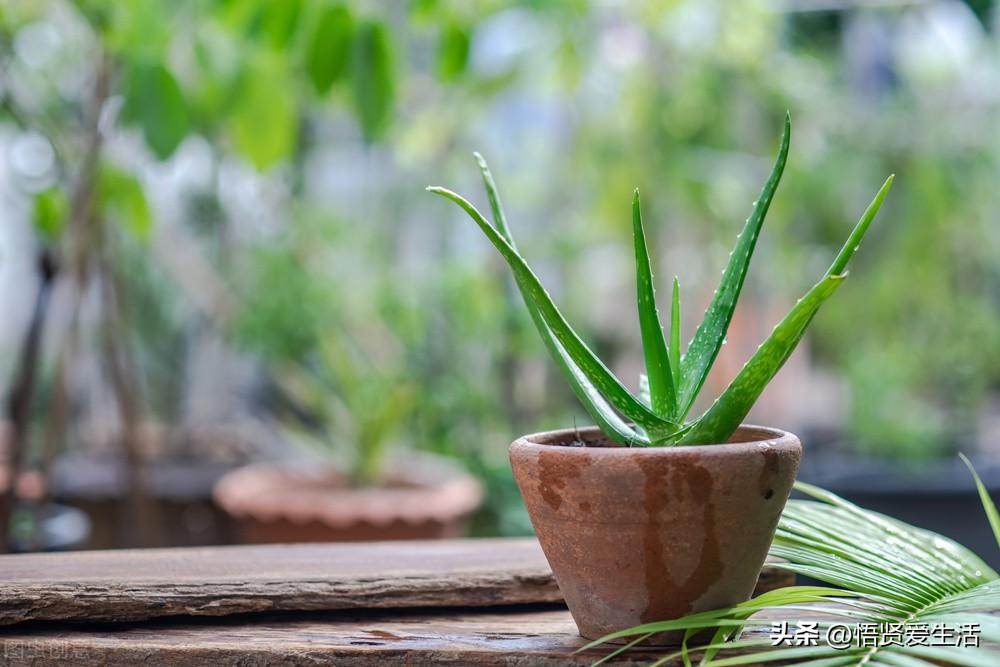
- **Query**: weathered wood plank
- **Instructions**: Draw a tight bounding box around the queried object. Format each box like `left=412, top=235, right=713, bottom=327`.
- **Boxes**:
left=0, top=605, right=764, bottom=666
left=0, top=539, right=556, bottom=626
left=0, top=538, right=793, bottom=626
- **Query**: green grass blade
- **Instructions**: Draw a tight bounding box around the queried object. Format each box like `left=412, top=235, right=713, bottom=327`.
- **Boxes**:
left=678, top=175, right=893, bottom=444
left=431, top=184, right=672, bottom=441
left=678, top=113, right=791, bottom=420
left=670, top=276, right=681, bottom=394
left=959, top=453, right=1000, bottom=551
left=632, top=189, right=676, bottom=419
left=472, top=154, right=648, bottom=446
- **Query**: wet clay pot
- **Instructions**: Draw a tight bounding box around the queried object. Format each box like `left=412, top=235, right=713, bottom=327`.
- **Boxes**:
left=509, top=424, right=800, bottom=642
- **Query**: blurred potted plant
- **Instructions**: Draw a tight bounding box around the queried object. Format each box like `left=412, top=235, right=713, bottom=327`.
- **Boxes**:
left=0, top=0, right=412, bottom=549
left=429, top=116, right=893, bottom=640
left=214, top=216, right=482, bottom=543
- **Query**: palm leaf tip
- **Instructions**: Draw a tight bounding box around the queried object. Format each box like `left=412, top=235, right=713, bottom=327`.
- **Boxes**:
left=959, top=453, right=1000, bottom=551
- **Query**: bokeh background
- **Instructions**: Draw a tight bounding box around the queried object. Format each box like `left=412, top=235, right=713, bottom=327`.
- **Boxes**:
left=1, top=0, right=999, bottom=560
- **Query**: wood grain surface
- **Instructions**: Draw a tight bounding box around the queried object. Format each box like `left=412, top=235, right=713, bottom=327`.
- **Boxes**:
left=0, top=538, right=792, bottom=626
left=0, top=605, right=766, bottom=666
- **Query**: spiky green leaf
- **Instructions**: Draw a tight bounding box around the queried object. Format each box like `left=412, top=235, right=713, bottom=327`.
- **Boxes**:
left=678, top=113, right=791, bottom=420
left=670, top=276, right=681, bottom=391
left=467, top=155, right=651, bottom=445
left=428, top=185, right=678, bottom=438
left=678, top=175, right=893, bottom=445
left=632, top=190, right=675, bottom=419
left=638, top=373, right=651, bottom=408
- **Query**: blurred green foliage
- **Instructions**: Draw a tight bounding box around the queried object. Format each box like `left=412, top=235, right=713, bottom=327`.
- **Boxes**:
left=231, top=213, right=411, bottom=485
left=3, top=0, right=1000, bottom=535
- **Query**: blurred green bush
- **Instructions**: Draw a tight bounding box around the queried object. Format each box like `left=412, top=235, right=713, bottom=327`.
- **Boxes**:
left=3, top=0, right=1000, bottom=535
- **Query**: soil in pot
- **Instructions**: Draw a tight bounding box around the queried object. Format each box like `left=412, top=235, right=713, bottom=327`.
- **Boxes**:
left=510, top=424, right=801, bottom=643
left=213, top=453, right=483, bottom=543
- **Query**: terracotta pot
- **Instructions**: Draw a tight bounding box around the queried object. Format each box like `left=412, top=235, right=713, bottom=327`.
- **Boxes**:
left=213, top=453, right=483, bottom=543
left=509, top=424, right=801, bottom=642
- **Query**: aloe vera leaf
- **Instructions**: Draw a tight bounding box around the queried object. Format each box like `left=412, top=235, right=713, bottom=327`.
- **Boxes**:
left=474, top=152, right=514, bottom=241
left=638, top=373, right=651, bottom=407
left=678, top=175, right=894, bottom=445
left=678, top=113, right=791, bottom=420
left=670, top=276, right=681, bottom=392
left=959, top=453, right=1000, bottom=551
left=428, top=185, right=679, bottom=437
left=677, top=276, right=842, bottom=444
left=632, top=190, right=676, bottom=419
left=473, top=153, right=648, bottom=445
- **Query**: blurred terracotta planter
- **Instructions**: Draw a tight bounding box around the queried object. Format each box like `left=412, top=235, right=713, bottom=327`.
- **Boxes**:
left=510, top=424, right=800, bottom=642
left=213, top=453, right=483, bottom=543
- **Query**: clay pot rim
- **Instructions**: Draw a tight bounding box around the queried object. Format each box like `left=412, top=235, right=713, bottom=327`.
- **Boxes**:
left=512, top=424, right=800, bottom=458
left=212, top=453, right=483, bottom=528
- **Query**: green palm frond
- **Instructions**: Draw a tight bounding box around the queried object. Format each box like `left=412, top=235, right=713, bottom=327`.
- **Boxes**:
left=961, top=454, right=1000, bottom=550
left=582, top=464, right=1000, bottom=666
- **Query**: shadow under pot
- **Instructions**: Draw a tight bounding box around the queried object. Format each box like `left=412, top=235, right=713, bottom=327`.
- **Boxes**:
left=509, top=424, right=801, bottom=644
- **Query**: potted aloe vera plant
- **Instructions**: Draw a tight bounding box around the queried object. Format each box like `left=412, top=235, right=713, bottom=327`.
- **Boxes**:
left=428, top=114, right=894, bottom=641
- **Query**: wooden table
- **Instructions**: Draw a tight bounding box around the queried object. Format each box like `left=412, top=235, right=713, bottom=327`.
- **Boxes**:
left=0, top=538, right=792, bottom=666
